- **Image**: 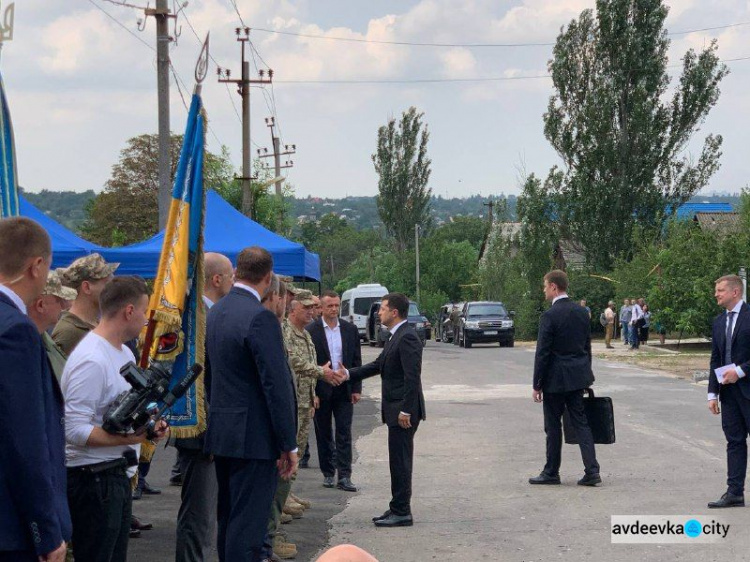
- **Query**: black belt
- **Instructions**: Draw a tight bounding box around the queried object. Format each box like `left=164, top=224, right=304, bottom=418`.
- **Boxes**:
left=69, top=457, right=128, bottom=475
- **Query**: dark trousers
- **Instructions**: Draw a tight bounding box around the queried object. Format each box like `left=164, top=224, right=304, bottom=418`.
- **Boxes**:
left=0, top=551, right=37, bottom=561
left=314, top=391, right=354, bottom=478
left=214, top=457, right=277, bottom=562
left=721, top=384, right=750, bottom=496
left=67, top=466, right=132, bottom=562
left=543, top=391, right=600, bottom=476
left=175, top=447, right=218, bottom=562
left=387, top=421, right=419, bottom=516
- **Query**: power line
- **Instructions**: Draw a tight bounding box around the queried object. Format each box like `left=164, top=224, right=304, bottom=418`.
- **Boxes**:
left=228, top=0, right=247, bottom=29
left=270, top=54, right=750, bottom=85
left=87, top=0, right=154, bottom=52
left=252, top=20, right=750, bottom=48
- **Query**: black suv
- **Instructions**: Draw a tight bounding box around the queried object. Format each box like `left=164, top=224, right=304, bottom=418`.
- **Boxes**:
left=456, top=301, right=515, bottom=348
left=366, top=300, right=431, bottom=347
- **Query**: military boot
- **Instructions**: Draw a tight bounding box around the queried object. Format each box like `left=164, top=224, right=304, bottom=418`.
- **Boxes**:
left=283, top=500, right=304, bottom=518
left=280, top=512, right=293, bottom=524
left=273, top=536, right=298, bottom=559
left=290, top=493, right=311, bottom=509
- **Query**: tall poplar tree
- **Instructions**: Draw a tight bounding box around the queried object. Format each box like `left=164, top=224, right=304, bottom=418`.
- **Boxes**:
left=540, top=0, right=728, bottom=269
left=372, top=107, right=432, bottom=252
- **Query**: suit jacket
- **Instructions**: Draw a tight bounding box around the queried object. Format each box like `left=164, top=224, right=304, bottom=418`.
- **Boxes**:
left=533, top=297, right=594, bottom=393
left=0, top=292, right=72, bottom=555
left=348, top=323, right=426, bottom=427
left=709, top=302, right=750, bottom=400
left=306, top=317, right=362, bottom=400
left=204, top=286, right=297, bottom=460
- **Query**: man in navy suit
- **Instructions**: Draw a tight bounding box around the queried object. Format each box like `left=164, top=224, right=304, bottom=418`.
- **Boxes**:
left=0, top=217, right=70, bottom=562
left=339, top=293, right=426, bottom=527
left=707, top=274, right=750, bottom=508
left=205, top=247, right=299, bottom=562
left=529, top=269, right=600, bottom=487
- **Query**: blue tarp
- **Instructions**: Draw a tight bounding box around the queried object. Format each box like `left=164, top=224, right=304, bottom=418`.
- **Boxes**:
left=19, top=190, right=321, bottom=281
left=19, top=196, right=100, bottom=268
left=100, top=190, right=321, bottom=280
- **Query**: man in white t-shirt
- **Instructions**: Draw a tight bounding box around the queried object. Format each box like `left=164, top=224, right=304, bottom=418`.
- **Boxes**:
left=62, top=276, right=168, bottom=562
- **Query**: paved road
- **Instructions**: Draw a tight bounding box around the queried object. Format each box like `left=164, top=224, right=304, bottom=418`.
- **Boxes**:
left=130, top=340, right=750, bottom=561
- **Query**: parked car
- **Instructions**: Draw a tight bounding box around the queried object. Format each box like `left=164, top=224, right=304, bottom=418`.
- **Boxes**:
left=366, top=300, right=431, bottom=347
left=436, top=302, right=462, bottom=343
left=341, top=283, right=388, bottom=340
left=456, top=301, right=515, bottom=348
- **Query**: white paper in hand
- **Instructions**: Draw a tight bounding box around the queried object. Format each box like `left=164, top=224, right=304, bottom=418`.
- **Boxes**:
left=714, top=364, right=737, bottom=384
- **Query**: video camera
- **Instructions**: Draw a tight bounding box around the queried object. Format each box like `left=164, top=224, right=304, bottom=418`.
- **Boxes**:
left=103, top=361, right=203, bottom=438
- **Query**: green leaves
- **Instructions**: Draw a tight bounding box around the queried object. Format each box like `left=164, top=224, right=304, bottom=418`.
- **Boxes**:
left=373, top=107, right=433, bottom=252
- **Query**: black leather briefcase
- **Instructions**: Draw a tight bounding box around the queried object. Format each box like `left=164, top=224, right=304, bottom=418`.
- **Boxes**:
left=563, top=388, right=615, bottom=445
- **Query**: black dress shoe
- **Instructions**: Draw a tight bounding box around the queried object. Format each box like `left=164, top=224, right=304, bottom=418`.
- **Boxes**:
left=337, top=477, right=358, bottom=492
left=298, top=459, right=309, bottom=469
left=708, top=492, right=745, bottom=508
left=577, top=474, right=602, bottom=487
left=129, top=528, right=141, bottom=539
left=372, top=510, right=391, bottom=522
left=141, top=481, right=162, bottom=495
left=132, top=488, right=143, bottom=500
left=323, top=476, right=335, bottom=488
left=529, top=472, right=561, bottom=485
left=169, top=475, right=183, bottom=486
left=374, top=513, right=413, bottom=527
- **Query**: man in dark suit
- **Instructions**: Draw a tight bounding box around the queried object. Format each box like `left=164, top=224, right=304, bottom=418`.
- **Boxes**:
left=530, top=269, right=601, bottom=487
left=205, top=247, right=298, bottom=562
left=707, top=274, right=750, bottom=508
left=0, top=217, right=70, bottom=562
left=339, top=293, right=426, bottom=527
left=307, top=290, right=363, bottom=492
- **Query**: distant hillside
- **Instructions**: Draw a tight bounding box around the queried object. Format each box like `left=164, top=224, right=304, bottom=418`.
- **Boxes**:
left=21, top=188, right=740, bottom=234
left=21, top=189, right=96, bottom=231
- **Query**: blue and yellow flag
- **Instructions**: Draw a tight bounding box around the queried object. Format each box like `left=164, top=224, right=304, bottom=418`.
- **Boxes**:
left=141, top=92, right=207, bottom=438
left=0, top=70, right=19, bottom=218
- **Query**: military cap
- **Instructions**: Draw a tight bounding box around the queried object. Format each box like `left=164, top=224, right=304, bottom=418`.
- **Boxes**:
left=278, top=275, right=294, bottom=283
left=286, top=282, right=304, bottom=296
left=294, top=289, right=316, bottom=306
left=58, top=253, right=120, bottom=289
left=43, top=270, right=77, bottom=301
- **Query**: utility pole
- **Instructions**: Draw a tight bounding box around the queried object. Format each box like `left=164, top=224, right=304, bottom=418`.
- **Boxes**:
left=415, top=224, right=421, bottom=303
left=483, top=199, right=495, bottom=225
left=143, top=0, right=174, bottom=230
left=218, top=28, right=272, bottom=219
left=258, top=117, right=295, bottom=197
left=258, top=116, right=295, bottom=229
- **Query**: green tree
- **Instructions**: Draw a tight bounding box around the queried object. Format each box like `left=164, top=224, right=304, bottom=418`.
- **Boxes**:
left=431, top=216, right=488, bottom=252
left=83, top=134, right=235, bottom=246
left=373, top=106, right=432, bottom=252
left=541, top=0, right=728, bottom=269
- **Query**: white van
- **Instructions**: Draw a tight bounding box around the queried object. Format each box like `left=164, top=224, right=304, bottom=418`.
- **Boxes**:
left=340, top=283, right=389, bottom=339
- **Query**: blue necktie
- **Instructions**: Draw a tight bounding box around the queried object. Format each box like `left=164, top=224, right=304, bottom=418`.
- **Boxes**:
left=725, top=311, right=735, bottom=364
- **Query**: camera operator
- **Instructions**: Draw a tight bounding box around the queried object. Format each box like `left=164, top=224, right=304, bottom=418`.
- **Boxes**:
left=61, top=276, right=168, bottom=562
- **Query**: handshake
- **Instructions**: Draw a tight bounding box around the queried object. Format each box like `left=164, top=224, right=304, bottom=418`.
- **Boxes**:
left=321, top=362, right=349, bottom=386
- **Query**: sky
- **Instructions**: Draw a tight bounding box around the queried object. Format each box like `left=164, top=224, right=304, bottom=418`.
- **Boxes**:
left=6, top=0, right=750, bottom=199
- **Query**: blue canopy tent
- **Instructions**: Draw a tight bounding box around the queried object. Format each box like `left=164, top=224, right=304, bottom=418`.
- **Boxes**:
left=100, top=190, right=321, bottom=280
left=19, top=196, right=100, bottom=268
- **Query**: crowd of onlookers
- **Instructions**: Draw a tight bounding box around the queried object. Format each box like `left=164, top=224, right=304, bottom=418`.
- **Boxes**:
left=581, top=298, right=665, bottom=349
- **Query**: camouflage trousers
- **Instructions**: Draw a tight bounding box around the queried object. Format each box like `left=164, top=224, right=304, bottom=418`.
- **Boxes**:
left=297, top=403, right=313, bottom=459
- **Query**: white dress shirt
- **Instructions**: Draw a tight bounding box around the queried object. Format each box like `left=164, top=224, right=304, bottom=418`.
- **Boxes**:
left=323, top=317, right=343, bottom=370
left=0, top=284, right=27, bottom=314
left=709, top=300, right=746, bottom=401
left=552, top=293, right=569, bottom=306
left=233, top=282, right=261, bottom=301
left=202, top=295, right=215, bottom=309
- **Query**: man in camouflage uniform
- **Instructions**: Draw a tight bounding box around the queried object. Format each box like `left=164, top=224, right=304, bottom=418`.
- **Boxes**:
left=27, top=270, right=77, bottom=382
left=283, top=290, right=339, bottom=461
left=52, top=253, right=118, bottom=355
